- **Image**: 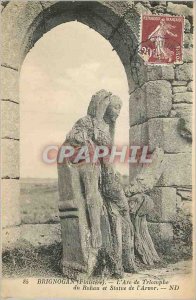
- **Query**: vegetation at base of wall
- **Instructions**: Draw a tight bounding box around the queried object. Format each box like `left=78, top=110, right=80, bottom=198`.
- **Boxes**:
left=153, top=208, right=192, bottom=265
left=2, top=240, right=63, bottom=278
left=2, top=237, right=192, bottom=278
left=173, top=207, right=192, bottom=246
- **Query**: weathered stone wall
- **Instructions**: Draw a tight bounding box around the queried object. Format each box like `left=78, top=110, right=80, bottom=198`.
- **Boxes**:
left=1, top=0, right=140, bottom=250
left=129, top=1, right=193, bottom=242
left=1, top=0, right=193, bottom=250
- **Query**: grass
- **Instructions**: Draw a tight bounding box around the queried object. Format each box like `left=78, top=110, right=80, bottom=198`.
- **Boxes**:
left=2, top=238, right=192, bottom=278
left=3, top=178, right=191, bottom=278
left=20, top=178, right=59, bottom=224
left=2, top=240, right=63, bottom=278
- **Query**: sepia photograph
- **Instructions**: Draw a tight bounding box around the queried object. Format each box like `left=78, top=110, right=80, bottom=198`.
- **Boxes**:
left=1, top=0, right=195, bottom=299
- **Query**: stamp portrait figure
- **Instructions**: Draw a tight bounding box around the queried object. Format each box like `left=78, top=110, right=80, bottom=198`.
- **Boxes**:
left=140, top=15, right=184, bottom=64
left=148, top=18, right=177, bottom=62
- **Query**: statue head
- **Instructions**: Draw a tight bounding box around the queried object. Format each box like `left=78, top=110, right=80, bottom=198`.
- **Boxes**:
left=87, top=90, right=122, bottom=125
left=104, top=95, right=122, bottom=123
left=87, top=89, right=111, bottom=118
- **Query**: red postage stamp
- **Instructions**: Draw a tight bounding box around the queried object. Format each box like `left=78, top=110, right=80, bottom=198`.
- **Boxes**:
left=139, top=15, right=184, bottom=64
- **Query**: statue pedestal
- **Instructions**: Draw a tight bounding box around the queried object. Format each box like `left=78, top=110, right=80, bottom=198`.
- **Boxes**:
left=58, top=163, right=112, bottom=277
left=59, top=206, right=88, bottom=277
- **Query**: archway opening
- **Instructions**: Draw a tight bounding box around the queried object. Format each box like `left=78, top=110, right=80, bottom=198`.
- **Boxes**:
left=19, top=21, right=129, bottom=224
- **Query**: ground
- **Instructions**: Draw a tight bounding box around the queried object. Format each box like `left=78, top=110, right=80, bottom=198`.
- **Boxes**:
left=20, top=178, right=59, bottom=224
left=2, top=238, right=192, bottom=278
left=2, top=178, right=192, bottom=278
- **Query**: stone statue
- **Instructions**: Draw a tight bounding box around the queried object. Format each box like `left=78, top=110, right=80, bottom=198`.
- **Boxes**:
left=57, top=89, right=162, bottom=278
left=59, top=90, right=110, bottom=248
left=57, top=90, right=112, bottom=276
left=92, top=93, right=137, bottom=276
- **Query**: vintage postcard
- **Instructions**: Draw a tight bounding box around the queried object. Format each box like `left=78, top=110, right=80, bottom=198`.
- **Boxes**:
left=1, top=0, right=195, bottom=299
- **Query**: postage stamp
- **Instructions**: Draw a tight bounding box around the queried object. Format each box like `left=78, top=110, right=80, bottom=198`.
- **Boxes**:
left=139, top=15, right=184, bottom=64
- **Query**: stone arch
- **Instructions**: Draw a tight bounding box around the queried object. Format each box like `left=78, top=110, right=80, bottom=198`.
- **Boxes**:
left=2, top=1, right=143, bottom=87
left=1, top=1, right=144, bottom=247
left=2, top=1, right=192, bottom=249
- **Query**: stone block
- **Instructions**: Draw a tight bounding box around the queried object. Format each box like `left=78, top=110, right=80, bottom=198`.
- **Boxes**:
left=2, top=179, right=21, bottom=228
left=177, top=188, right=192, bottom=201
left=172, top=81, right=187, bottom=86
left=110, top=31, right=133, bottom=77
left=175, top=63, right=193, bottom=81
left=161, top=66, right=175, bottom=80
left=152, top=5, right=166, bottom=14
left=183, top=49, right=193, bottom=63
left=123, top=10, right=141, bottom=40
left=187, top=81, right=193, bottom=92
left=135, top=2, right=151, bottom=14
left=172, top=103, right=192, bottom=119
left=157, top=153, right=192, bottom=187
left=61, top=217, right=87, bottom=271
left=41, top=1, right=77, bottom=32
left=116, top=12, right=145, bottom=90
left=129, top=123, right=148, bottom=182
left=97, top=1, right=140, bottom=91
left=129, top=87, right=146, bottom=126
left=148, top=118, right=163, bottom=151
left=172, top=103, right=192, bottom=140
left=176, top=194, right=192, bottom=217
left=78, top=12, right=114, bottom=41
left=130, top=81, right=172, bottom=126
left=160, top=65, right=174, bottom=80
left=148, top=118, right=191, bottom=153
left=184, top=19, right=191, bottom=33
left=148, top=187, right=176, bottom=222
left=21, top=224, right=61, bottom=247
left=139, top=1, right=152, bottom=9
left=129, top=56, right=148, bottom=89
left=181, top=201, right=192, bottom=216
left=147, top=65, right=174, bottom=81
left=173, top=86, right=187, bottom=93
left=167, top=3, right=193, bottom=17
left=148, top=223, right=173, bottom=242
left=1, top=101, right=19, bottom=139
left=1, top=139, right=19, bottom=178
left=184, top=33, right=193, bottom=48
left=146, top=81, right=172, bottom=119
left=1, top=67, right=19, bottom=102
left=173, top=92, right=193, bottom=104
left=176, top=194, right=181, bottom=208
left=185, top=19, right=191, bottom=33
left=153, top=1, right=167, bottom=7
left=85, top=1, right=132, bottom=35
left=103, top=1, right=132, bottom=19
left=2, top=2, right=44, bottom=69
left=2, top=227, right=21, bottom=251
left=129, top=121, right=149, bottom=190
left=129, top=122, right=148, bottom=146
